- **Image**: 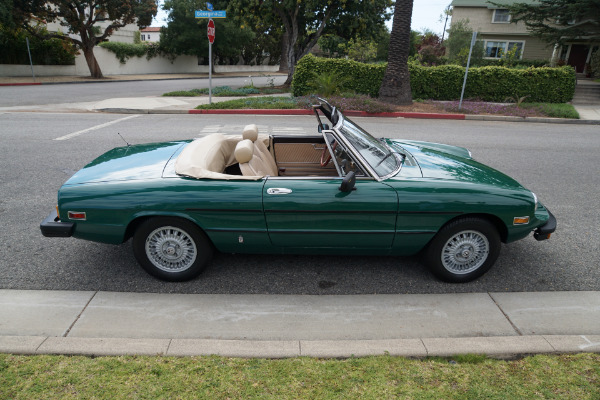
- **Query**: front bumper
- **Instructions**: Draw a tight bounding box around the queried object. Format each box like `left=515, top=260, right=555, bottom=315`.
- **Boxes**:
left=533, top=209, right=556, bottom=241
left=40, top=209, right=74, bottom=238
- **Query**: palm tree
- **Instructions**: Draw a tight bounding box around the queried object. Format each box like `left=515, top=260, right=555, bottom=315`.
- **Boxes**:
left=379, top=0, right=414, bottom=105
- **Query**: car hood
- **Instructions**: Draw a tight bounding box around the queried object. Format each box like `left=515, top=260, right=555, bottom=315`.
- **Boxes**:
left=388, top=139, right=525, bottom=189
left=63, top=141, right=188, bottom=185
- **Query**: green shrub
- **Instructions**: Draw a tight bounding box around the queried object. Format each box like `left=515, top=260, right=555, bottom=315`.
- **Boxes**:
left=590, top=50, right=600, bottom=78
left=0, top=25, right=76, bottom=65
left=292, top=54, right=386, bottom=97
left=99, top=41, right=173, bottom=64
left=292, top=54, right=576, bottom=103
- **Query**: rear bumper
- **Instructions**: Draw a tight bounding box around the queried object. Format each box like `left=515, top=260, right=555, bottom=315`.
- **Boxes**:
left=534, top=209, right=556, bottom=241
left=40, top=209, right=74, bottom=238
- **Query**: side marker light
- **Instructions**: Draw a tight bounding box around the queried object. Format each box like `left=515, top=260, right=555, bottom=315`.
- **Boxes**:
left=513, top=216, right=530, bottom=225
left=68, top=211, right=87, bottom=220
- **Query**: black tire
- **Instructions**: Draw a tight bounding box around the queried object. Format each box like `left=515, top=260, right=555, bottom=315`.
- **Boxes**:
left=132, top=217, right=212, bottom=282
left=424, top=217, right=501, bottom=283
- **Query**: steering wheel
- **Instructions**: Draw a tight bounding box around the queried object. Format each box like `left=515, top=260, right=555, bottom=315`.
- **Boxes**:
left=320, top=140, right=337, bottom=167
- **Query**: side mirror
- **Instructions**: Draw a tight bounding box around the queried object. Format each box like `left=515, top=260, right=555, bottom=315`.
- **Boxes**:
left=339, top=171, right=356, bottom=193
left=317, top=123, right=330, bottom=133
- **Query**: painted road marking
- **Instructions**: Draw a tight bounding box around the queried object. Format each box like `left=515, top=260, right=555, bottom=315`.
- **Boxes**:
left=54, top=115, right=140, bottom=141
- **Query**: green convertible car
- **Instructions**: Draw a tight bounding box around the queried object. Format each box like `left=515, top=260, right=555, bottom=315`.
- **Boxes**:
left=41, top=99, right=555, bottom=283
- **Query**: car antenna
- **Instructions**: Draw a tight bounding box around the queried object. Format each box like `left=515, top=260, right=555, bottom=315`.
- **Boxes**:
left=117, top=132, right=131, bottom=147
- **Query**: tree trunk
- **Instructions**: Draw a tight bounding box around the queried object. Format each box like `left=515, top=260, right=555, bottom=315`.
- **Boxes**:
left=379, top=0, right=413, bottom=105
left=82, top=45, right=103, bottom=79
left=278, top=31, right=289, bottom=73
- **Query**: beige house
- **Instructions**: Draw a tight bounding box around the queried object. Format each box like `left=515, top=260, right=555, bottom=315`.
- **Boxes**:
left=451, top=0, right=599, bottom=73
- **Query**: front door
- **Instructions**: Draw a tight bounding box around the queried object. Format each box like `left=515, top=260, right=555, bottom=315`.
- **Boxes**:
left=263, top=178, right=398, bottom=250
left=568, top=44, right=590, bottom=73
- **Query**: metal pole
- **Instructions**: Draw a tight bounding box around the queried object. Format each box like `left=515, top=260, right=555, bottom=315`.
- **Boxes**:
left=209, top=19, right=212, bottom=105
left=459, top=31, right=477, bottom=110
left=26, top=37, right=35, bottom=82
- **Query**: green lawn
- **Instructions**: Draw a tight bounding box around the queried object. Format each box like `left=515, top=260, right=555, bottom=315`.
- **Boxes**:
left=1, top=353, right=599, bottom=399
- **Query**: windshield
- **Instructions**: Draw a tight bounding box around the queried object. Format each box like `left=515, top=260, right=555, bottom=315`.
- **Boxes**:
left=338, top=118, right=399, bottom=177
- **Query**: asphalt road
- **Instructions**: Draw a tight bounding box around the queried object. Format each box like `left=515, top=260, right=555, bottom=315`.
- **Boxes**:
left=0, top=75, right=287, bottom=107
left=0, top=112, right=598, bottom=294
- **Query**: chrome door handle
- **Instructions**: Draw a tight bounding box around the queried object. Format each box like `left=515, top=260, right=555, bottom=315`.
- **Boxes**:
left=267, top=188, right=293, bottom=195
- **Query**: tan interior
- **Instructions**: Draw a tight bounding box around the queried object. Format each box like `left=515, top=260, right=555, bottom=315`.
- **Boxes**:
left=273, top=142, right=337, bottom=176
left=174, top=131, right=337, bottom=180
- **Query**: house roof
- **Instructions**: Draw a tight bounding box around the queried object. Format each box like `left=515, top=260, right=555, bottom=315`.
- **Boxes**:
left=140, top=27, right=161, bottom=32
left=451, top=0, right=539, bottom=8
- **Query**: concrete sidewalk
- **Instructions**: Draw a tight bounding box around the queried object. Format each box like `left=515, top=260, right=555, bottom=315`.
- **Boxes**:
left=1, top=289, right=599, bottom=358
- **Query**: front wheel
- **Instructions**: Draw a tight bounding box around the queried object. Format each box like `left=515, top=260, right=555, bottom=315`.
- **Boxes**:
left=132, top=217, right=212, bottom=282
left=424, top=218, right=500, bottom=283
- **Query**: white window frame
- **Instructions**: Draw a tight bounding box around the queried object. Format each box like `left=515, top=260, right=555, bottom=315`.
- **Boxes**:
left=141, top=34, right=146, bottom=41
left=492, top=9, right=511, bottom=23
left=484, top=40, right=525, bottom=59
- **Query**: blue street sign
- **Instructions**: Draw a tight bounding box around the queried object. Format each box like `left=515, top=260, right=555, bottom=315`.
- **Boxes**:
left=207, top=2, right=214, bottom=11
left=195, top=10, right=226, bottom=18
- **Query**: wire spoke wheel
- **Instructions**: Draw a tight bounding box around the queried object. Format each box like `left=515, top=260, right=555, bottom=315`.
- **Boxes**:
left=424, top=218, right=500, bottom=283
left=133, top=218, right=212, bottom=282
left=441, top=230, right=489, bottom=274
left=145, top=226, right=197, bottom=273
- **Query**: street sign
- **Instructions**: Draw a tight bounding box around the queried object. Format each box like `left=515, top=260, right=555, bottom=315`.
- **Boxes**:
left=207, top=2, right=214, bottom=11
left=207, top=19, right=215, bottom=44
left=195, top=10, right=226, bottom=18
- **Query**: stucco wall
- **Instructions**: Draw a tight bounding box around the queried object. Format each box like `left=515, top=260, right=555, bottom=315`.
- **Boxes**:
left=0, top=47, right=279, bottom=77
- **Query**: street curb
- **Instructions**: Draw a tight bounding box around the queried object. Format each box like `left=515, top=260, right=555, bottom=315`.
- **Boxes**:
left=0, top=82, right=42, bottom=86
left=96, top=107, right=600, bottom=124
left=2, top=335, right=599, bottom=359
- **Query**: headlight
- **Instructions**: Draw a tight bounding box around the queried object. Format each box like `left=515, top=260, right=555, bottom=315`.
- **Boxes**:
left=532, top=192, right=538, bottom=211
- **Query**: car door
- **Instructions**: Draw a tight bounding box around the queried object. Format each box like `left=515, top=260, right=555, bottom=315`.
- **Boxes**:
left=263, top=177, right=398, bottom=250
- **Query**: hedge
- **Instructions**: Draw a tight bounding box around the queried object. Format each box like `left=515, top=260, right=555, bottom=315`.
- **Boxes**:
left=292, top=54, right=576, bottom=103
left=0, top=26, right=76, bottom=65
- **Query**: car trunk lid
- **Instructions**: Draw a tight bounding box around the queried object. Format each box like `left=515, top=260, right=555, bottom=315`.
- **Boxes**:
left=63, top=141, right=188, bottom=185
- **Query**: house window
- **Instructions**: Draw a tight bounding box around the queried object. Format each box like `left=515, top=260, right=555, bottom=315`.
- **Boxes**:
left=148, top=34, right=151, bottom=40
left=141, top=34, right=146, bottom=41
left=492, top=9, right=511, bottom=23
left=485, top=40, right=524, bottom=59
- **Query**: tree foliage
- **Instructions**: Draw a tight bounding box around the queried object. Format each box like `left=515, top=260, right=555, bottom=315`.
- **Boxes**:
left=502, top=0, right=600, bottom=44
left=230, top=0, right=392, bottom=85
left=445, top=19, right=484, bottom=66
left=10, top=0, right=158, bottom=77
left=160, top=0, right=256, bottom=66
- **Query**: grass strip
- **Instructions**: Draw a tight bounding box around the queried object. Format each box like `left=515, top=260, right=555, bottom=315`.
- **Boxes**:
left=164, top=86, right=286, bottom=97
left=196, top=96, right=299, bottom=109
left=1, top=353, right=599, bottom=399
left=521, top=103, right=580, bottom=119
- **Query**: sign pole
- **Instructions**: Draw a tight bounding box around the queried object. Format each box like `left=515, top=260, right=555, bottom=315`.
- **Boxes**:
left=195, top=5, right=224, bottom=106
left=209, top=25, right=212, bottom=105
left=459, top=32, right=478, bottom=110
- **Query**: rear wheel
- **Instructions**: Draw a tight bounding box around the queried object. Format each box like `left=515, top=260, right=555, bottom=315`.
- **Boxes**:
left=424, top=218, right=500, bottom=283
left=132, top=217, right=212, bottom=282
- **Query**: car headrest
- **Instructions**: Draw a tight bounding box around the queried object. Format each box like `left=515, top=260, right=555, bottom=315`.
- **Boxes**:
left=242, top=124, right=259, bottom=142
left=234, top=139, right=254, bottom=164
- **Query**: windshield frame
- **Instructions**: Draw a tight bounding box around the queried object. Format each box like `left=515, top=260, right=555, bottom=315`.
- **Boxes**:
left=332, top=115, right=401, bottom=181
left=313, top=99, right=403, bottom=181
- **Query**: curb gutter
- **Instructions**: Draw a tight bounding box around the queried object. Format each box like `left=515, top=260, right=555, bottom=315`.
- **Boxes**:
left=96, top=107, right=600, bottom=124
left=2, top=335, right=599, bottom=359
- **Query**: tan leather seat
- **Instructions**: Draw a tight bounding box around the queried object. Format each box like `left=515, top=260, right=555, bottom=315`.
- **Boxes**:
left=234, top=139, right=273, bottom=177
left=243, top=124, right=278, bottom=176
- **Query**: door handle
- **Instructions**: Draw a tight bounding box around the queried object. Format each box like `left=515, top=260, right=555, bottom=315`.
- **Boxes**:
left=267, top=188, right=293, bottom=195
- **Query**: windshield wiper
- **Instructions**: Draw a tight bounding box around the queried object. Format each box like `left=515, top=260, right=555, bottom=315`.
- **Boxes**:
left=375, top=150, right=405, bottom=168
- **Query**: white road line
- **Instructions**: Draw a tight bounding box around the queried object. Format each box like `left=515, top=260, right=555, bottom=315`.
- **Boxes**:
left=54, top=115, right=140, bottom=141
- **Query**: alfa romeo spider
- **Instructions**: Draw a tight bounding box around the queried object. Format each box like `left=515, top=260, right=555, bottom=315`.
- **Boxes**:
left=41, top=99, right=555, bottom=282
